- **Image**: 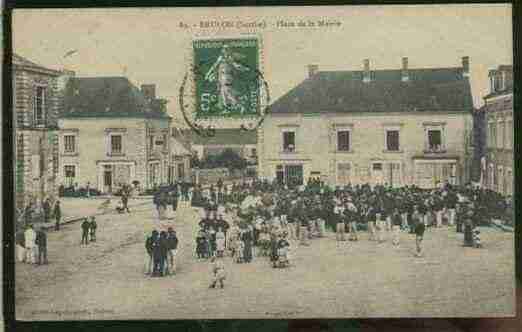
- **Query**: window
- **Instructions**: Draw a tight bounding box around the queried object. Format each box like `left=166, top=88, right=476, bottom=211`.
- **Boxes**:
left=64, top=135, right=76, bottom=153
left=498, top=120, right=505, bottom=149
left=498, top=166, right=504, bottom=194
left=386, top=130, right=400, bottom=151
left=110, top=135, right=122, bottom=154
left=34, top=86, right=46, bottom=125
left=489, top=122, right=497, bottom=149
left=251, top=148, right=257, bottom=157
left=337, top=130, right=351, bottom=151
left=162, top=134, right=168, bottom=151
left=506, top=168, right=513, bottom=195
left=488, top=164, right=497, bottom=190
left=373, top=163, right=383, bottom=171
left=149, top=135, right=154, bottom=151
left=282, top=131, right=295, bottom=152
left=507, top=119, right=513, bottom=149
left=64, top=165, right=76, bottom=187
left=427, top=130, right=442, bottom=151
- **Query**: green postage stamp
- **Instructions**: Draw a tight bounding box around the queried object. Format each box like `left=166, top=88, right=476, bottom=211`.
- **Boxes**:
left=193, top=38, right=260, bottom=118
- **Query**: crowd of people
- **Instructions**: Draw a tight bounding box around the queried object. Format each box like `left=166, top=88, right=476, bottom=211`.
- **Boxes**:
left=189, top=177, right=511, bottom=267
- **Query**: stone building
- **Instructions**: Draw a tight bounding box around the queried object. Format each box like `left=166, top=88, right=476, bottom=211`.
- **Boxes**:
left=170, top=127, right=193, bottom=183
left=58, top=77, right=173, bottom=193
left=13, top=54, right=61, bottom=209
left=259, top=57, right=474, bottom=188
left=482, top=65, right=513, bottom=196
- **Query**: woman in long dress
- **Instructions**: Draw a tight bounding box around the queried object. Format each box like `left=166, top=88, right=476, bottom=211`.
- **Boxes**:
left=216, top=227, right=226, bottom=257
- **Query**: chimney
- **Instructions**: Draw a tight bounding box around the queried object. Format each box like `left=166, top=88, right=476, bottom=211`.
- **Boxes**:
left=462, top=56, right=470, bottom=78
left=141, top=84, right=156, bottom=101
left=307, top=64, right=319, bottom=78
left=401, top=57, right=409, bottom=82
left=363, top=59, right=371, bottom=83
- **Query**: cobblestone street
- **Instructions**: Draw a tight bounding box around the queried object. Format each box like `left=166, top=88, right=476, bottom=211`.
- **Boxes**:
left=16, top=200, right=515, bottom=320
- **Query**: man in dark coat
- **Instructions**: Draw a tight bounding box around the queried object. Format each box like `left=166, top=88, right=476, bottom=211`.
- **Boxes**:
left=171, top=190, right=179, bottom=212
left=89, top=216, right=97, bottom=242
left=121, top=192, right=130, bottom=213
left=81, top=218, right=90, bottom=245
left=42, top=198, right=51, bottom=223
left=145, top=231, right=155, bottom=275
left=53, top=200, right=62, bottom=231
left=151, top=230, right=163, bottom=277
left=242, top=227, right=253, bottom=263
left=415, top=215, right=426, bottom=257
left=35, top=228, right=48, bottom=265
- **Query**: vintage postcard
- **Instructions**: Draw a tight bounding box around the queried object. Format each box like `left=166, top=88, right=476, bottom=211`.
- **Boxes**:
left=11, top=4, right=514, bottom=320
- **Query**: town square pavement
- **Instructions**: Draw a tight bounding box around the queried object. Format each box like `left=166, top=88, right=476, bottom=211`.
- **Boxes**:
left=15, top=199, right=515, bottom=320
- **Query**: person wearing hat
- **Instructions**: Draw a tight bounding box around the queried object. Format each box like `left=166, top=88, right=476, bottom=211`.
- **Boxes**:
left=53, top=200, right=62, bottom=231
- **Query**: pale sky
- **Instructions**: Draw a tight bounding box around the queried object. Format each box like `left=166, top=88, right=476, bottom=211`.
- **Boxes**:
left=13, top=5, right=512, bottom=122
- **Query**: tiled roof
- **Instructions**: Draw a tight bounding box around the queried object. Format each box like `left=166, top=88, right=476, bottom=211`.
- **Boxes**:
left=269, top=67, right=473, bottom=114
left=61, top=77, right=171, bottom=119
left=184, top=128, right=257, bottom=146
left=13, top=53, right=61, bottom=75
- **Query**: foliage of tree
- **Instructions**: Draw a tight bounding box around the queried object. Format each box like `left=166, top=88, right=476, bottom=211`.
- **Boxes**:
left=198, top=148, right=248, bottom=171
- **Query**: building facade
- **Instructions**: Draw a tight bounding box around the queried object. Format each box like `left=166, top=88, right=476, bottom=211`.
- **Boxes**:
left=13, top=54, right=61, bottom=209
left=482, top=65, right=513, bottom=196
left=58, top=77, right=173, bottom=193
left=170, top=128, right=193, bottom=183
left=259, top=57, right=474, bottom=188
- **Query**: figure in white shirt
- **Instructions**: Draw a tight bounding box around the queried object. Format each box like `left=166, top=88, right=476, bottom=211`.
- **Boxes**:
left=24, top=225, right=37, bottom=264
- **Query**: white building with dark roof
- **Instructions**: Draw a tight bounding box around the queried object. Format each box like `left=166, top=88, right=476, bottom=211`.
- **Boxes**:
left=259, top=57, right=474, bottom=188
left=57, top=75, right=175, bottom=193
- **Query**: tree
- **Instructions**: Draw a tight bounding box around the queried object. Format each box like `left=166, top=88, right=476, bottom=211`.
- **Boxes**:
left=198, top=148, right=247, bottom=171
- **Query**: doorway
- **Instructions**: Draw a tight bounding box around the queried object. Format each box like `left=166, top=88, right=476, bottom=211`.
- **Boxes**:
left=103, top=165, right=113, bottom=193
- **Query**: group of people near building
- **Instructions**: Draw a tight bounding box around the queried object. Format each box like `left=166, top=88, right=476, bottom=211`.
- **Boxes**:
left=15, top=225, right=48, bottom=265
left=151, top=182, right=193, bottom=220
left=20, top=198, right=62, bottom=231
left=144, top=227, right=179, bottom=277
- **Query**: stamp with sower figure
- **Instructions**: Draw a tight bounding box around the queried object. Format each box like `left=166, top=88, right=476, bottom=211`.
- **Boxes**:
left=193, top=38, right=260, bottom=118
